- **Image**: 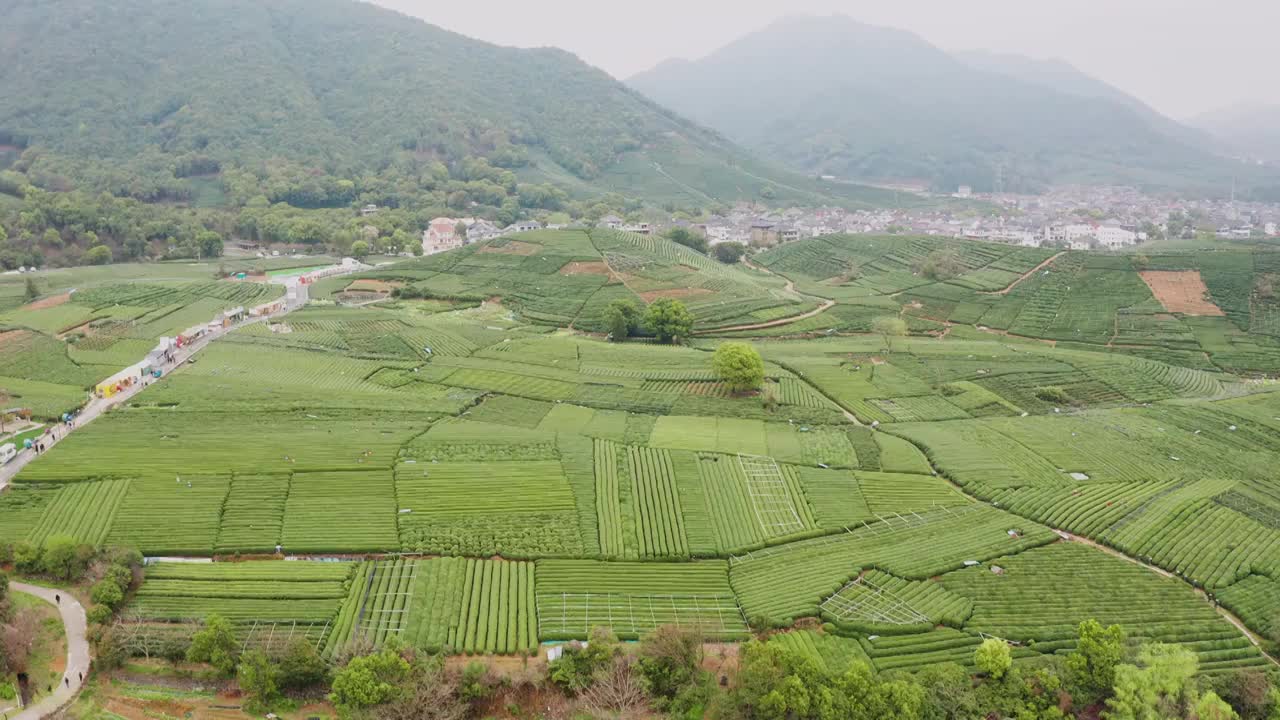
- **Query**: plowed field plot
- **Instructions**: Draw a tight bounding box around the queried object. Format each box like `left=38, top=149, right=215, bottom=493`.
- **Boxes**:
left=1139, top=271, right=1225, bottom=316
left=559, top=261, right=613, bottom=276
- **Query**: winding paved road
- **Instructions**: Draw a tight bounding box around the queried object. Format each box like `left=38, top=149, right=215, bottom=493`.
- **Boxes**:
left=9, top=582, right=90, bottom=720
left=0, top=271, right=331, bottom=491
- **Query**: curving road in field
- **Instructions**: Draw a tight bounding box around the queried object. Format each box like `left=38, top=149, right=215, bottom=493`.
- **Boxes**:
left=0, top=271, right=333, bottom=491
left=692, top=257, right=836, bottom=336
left=9, top=582, right=90, bottom=719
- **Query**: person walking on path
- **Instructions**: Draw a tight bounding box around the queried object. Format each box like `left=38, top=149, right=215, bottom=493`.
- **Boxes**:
left=11, top=582, right=90, bottom=720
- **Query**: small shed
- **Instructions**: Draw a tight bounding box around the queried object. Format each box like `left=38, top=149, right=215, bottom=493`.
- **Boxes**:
left=221, top=306, right=247, bottom=326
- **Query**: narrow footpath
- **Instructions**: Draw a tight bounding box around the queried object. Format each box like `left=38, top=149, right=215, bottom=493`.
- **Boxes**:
left=979, top=251, right=1065, bottom=295
left=693, top=259, right=835, bottom=335
left=9, top=582, right=90, bottom=720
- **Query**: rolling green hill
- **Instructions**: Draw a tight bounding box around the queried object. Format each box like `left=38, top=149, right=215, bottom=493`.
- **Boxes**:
left=629, top=15, right=1276, bottom=197
left=0, top=0, right=899, bottom=211
left=748, top=233, right=1280, bottom=375
left=356, top=229, right=816, bottom=332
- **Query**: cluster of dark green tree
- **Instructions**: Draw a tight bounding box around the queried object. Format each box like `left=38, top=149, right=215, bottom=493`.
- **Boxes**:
left=665, top=226, right=747, bottom=265
left=1, top=540, right=140, bottom=625
left=0, top=184, right=226, bottom=269
left=605, top=298, right=696, bottom=344
left=711, top=621, right=1268, bottom=720
left=247, top=619, right=1280, bottom=719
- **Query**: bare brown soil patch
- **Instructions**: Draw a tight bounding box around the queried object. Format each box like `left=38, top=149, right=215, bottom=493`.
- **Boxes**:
left=345, top=279, right=401, bottom=293
left=1139, top=270, right=1225, bottom=316
left=23, top=292, right=71, bottom=311
left=105, top=697, right=197, bottom=720
left=638, top=287, right=713, bottom=303
left=558, top=261, right=612, bottom=277
left=0, top=329, right=30, bottom=349
left=703, top=642, right=740, bottom=681
left=480, top=240, right=540, bottom=256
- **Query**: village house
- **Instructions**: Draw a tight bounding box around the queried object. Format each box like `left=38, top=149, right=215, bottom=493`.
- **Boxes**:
left=1095, top=221, right=1138, bottom=249
left=423, top=217, right=464, bottom=255
left=504, top=220, right=542, bottom=234
left=467, top=220, right=502, bottom=243
left=360, top=204, right=380, bottom=217
left=597, top=215, right=624, bottom=230
left=620, top=222, right=651, bottom=235
left=750, top=219, right=781, bottom=247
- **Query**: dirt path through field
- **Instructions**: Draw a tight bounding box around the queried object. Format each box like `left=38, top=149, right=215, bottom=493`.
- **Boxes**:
left=888, top=430, right=1280, bottom=667
left=979, top=251, right=1065, bottom=296
left=1054, top=528, right=1278, bottom=666
left=692, top=259, right=835, bottom=335
left=693, top=299, right=836, bottom=335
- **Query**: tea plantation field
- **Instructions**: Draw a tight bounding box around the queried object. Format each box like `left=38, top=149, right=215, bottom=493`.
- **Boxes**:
left=4, top=233, right=1280, bottom=675
left=0, top=260, right=291, bottom=418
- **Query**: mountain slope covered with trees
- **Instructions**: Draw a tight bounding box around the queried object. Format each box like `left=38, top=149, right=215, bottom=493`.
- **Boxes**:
left=0, top=0, right=894, bottom=213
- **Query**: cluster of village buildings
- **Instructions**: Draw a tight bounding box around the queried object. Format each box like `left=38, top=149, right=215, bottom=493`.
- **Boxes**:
left=396, top=185, right=1280, bottom=257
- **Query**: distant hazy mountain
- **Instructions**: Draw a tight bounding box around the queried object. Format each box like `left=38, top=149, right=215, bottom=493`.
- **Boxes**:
left=629, top=15, right=1261, bottom=195
left=1192, top=103, right=1280, bottom=164
left=953, top=51, right=1210, bottom=148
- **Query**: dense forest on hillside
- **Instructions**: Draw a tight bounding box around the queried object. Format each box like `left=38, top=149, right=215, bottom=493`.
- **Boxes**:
left=0, top=0, right=911, bottom=269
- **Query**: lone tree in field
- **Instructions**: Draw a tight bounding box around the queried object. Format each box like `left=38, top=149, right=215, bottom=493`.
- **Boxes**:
left=712, top=342, right=764, bottom=393
left=85, top=245, right=113, bottom=266
left=914, top=248, right=963, bottom=281
left=1065, top=619, right=1126, bottom=703
left=873, top=315, right=907, bottom=353
left=187, top=613, right=240, bottom=675
left=713, top=242, right=746, bottom=264
left=974, top=638, right=1012, bottom=680
left=644, top=299, right=694, bottom=344
left=604, top=299, right=641, bottom=342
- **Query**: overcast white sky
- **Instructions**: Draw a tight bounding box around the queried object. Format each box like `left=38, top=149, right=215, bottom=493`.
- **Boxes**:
left=369, top=0, right=1277, bottom=120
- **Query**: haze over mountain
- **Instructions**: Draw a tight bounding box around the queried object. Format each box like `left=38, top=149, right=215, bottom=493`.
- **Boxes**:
left=0, top=0, right=891, bottom=210
left=1192, top=103, right=1280, bottom=166
left=629, top=15, right=1273, bottom=197
left=952, top=51, right=1211, bottom=150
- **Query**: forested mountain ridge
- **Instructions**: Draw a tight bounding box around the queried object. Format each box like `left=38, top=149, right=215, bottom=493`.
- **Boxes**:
left=0, top=0, right=890, bottom=213
left=629, top=15, right=1277, bottom=197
